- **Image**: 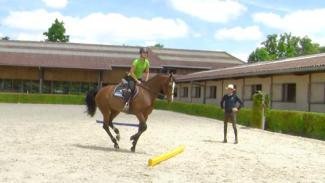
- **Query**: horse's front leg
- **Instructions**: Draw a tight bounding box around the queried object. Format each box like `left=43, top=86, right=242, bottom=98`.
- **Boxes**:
left=101, top=112, right=119, bottom=149
left=108, top=110, right=121, bottom=141
left=130, top=113, right=147, bottom=152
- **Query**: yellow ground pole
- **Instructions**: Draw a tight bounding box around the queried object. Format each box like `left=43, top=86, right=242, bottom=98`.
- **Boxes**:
left=148, top=145, right=185, bottom=167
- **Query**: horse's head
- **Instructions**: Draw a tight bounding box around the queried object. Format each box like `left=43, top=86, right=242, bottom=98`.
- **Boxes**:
left=161, top=73, right=176, bottom=103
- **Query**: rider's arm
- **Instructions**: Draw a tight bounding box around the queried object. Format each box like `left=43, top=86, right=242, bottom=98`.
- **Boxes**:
left=129, top=65, right=141, bottom=84
left=143, top=67, right=149, bottom=82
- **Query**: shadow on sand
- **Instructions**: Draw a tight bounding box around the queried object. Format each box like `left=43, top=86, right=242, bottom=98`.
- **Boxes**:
left=202, top=139, right=224, bottom=143
left=73, top=144, right=147, bottom=154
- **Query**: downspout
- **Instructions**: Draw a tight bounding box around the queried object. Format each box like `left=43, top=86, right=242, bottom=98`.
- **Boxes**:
left=203, top=81, right=207, bottom=104
left=308, top=73, right=311, bottom=112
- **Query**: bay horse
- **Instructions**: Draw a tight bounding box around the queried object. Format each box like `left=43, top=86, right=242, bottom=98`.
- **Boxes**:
left=85, top=73, right=175, bottom=152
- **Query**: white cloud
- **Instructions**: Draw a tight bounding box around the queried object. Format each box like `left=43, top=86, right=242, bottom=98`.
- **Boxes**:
left=253, top=9, right=325, bottom=45
left=169, top=0, right=246, bottom=23
left=16, top=32, right=46, bottom=41
left=42, top=0, right=68, bottom=8
left=192, top=32, right=202, bottom=38
left=231, top=51, right=250, bottom=62
left=2, top=9, right=189, bottom=44
left=144, top=40, right=158, bottom=47
left=214, top=26, right=263, bottom=41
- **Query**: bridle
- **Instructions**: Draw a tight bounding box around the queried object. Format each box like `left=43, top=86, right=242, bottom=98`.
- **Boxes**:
left=137, top=75, right=175, bottom=99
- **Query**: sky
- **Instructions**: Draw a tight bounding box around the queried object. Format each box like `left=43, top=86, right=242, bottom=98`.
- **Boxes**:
left=1, top=0, right=325, bottom=61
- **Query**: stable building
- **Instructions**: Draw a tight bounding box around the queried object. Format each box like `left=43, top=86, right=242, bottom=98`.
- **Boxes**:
left=176, top=54, right=325, bottom=113
left=0, top=40, right=243, bottom=94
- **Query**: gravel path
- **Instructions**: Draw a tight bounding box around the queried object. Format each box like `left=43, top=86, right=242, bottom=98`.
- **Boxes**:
left=0, top=103, right=324, bottom=183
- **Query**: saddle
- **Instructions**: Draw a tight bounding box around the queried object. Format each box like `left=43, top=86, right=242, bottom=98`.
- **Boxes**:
left=113, top=79, right=138, bottom=102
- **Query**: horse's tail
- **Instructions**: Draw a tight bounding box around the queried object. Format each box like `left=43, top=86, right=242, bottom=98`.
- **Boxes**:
left=85, top=88, right=98, bottom=117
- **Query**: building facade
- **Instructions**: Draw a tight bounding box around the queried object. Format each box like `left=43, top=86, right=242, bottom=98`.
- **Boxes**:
left=0, top=40, right=243, bottom=94
left=176, top=54, right=325, bottom=113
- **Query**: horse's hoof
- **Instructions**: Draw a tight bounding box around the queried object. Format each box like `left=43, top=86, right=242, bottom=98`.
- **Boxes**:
left=116, top=134, right=120, bottom=141
left=114, top=144, right=119, bottom=149
left=130, top=146, right=135, bottom=152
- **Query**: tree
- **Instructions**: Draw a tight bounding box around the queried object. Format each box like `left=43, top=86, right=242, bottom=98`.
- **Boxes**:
left=299, top=36, right=320, bottom=55
left=43, top=18, right=69, bottom=42
left=248, top=47, right=271, bottom=63
left=153, top=43, right=164, bottom=48
left=1, top=36, right=10, bottom=40
left=248, top=33, right=320, bottom=63
left=320, top=46, right=325, bottom=53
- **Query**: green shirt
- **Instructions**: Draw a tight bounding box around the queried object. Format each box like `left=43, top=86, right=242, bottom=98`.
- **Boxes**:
left=132, top=58, right=150, bottom=79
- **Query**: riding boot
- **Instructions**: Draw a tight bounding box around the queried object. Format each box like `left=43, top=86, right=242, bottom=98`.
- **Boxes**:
left=223, top=122, right=227, bottom=143
left=234, top=128, right=238, bottom=144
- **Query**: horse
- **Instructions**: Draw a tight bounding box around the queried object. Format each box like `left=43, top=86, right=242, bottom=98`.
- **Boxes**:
left=85, top=73, right=175, bottom=152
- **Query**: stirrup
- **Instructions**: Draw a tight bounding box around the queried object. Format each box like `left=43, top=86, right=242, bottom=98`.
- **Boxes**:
left=123, top=102, right=129, bottom=112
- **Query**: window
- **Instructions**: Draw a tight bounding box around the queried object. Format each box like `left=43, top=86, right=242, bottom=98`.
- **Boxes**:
left=182, top=87, right=188, bottom=97
left=282, top=83, right=296, bottom=102
left=209, top=86, right=217, bottom=98
left=251, top=84, right=262, bottom=98
left=42, top=81, right=51, bottom=93
left=194, top=86, right=201, bottom=98
left=3, top=79, right=13, bottom=91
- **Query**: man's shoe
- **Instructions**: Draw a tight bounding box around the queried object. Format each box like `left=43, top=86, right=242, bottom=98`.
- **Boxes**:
left=234, top=139, right=238, bottom=144
left=223, top=139, right=227, bottom=143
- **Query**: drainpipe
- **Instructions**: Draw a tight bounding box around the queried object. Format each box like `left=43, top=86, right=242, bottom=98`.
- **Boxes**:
left=203, top=81, right=207, bottom=104
left=39, top=67, right=43, bottom=93
left=190, top=81, right=193, bottom=103
left=308, top=73, right=311, bottom=112
left=242, top=78, right=245, bottom=106
left=221, top=80, right=224, bottom=97
left=270, top=75, right=273, bottom=108
left=98, top=70, right=103, bottom=88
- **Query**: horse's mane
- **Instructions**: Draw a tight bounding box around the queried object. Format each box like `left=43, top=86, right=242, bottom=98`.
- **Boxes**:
left=145, top=73, right=169, bottom=85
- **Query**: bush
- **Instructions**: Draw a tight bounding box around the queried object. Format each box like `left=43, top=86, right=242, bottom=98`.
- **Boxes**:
left=266, top=109, right=325, bottom=140
left=0, top=92, right=84, bottom=105
left=156, top=100, right=325, bottom=140
left=155, top=100, right=251, bottom=125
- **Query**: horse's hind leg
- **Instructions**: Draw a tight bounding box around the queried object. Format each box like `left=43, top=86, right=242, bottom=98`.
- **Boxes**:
left=101, top=110, right=119, bottom=149
left=108, top=110, right=120, bottom=141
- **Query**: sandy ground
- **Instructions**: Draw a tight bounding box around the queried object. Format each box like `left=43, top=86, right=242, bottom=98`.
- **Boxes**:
left=0, top=103, right=324, bottom=183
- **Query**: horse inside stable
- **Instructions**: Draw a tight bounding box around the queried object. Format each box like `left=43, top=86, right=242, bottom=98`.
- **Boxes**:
left=86, top=73, right=175, bottom=152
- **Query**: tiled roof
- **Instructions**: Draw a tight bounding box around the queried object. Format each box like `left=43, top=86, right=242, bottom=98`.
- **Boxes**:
left=176, top=53, right=325, bottom=82
left=0, top=40, right=243, bottom=70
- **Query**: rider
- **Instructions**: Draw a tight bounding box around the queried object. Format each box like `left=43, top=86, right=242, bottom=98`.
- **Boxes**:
left=123, top=47, right=150, bottom=111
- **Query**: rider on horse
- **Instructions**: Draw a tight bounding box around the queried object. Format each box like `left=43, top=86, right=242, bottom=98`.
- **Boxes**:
left=123, top=47, right=150, bottom=111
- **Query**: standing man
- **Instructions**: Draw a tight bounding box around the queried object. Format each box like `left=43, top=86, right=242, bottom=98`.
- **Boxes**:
left=123, top=47, right=150, bottom=111
left=220, top=84, right=243, bottom=144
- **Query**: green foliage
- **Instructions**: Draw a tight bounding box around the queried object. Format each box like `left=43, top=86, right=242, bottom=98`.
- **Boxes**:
left=0, top=93, right=83, bottom=104
left=300, top=36, right=320, bottom=55
left=237, top=108, right=252, bottom=126
left=153, top=43, right=164, bottom=48
left=248, top=47, right=271, bottom=63
left=251, top=92, right=270, bottom=128
left=248, top=33, right=320, bottom=63
left=43, top=18, right=69, bottom=42
left=266, top=110, right=325, bottom=140
left=251, top=92, right=263, bottom=128
left=156, top=100, right=325, bottom=140
left=1, top=36, right=10, bottom=40
left=320, top=46, right=325, bottom=53
left=154, top=100, right=250, bottom=126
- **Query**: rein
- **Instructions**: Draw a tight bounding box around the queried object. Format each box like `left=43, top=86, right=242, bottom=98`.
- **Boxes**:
left=137, top=83, right=165, bottom=98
